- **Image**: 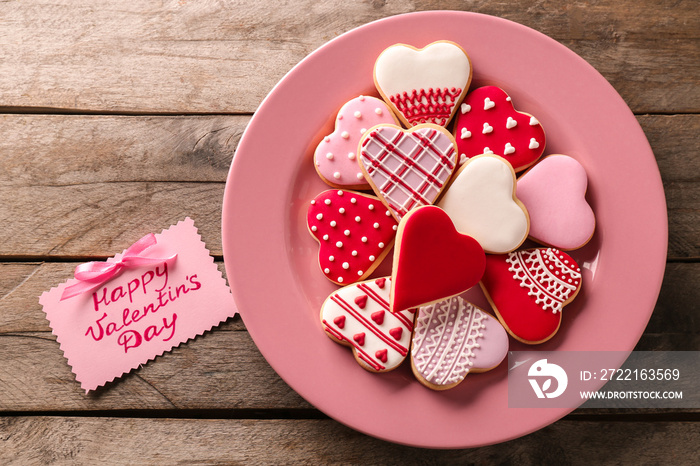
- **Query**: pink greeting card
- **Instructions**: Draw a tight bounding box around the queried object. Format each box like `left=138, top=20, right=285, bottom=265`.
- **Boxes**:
left=40, top=218, right=237, bottom=392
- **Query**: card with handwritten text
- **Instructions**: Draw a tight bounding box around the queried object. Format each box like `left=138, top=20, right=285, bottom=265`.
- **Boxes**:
left=40, top=218, right=237, bottom=392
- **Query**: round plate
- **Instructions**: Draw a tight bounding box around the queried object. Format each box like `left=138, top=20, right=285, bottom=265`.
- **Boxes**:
left=222, top=11, right=667, bottom=448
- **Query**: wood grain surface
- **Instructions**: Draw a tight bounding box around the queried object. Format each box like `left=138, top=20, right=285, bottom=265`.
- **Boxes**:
left=0, top=0, right=697, bottom=463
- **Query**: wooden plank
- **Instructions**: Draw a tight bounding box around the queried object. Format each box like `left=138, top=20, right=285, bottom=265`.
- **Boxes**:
left=1, top=261, right=697, bottom=334
left=2, top=114, right=696, bottom=186
left=0, top=115, right=698, bottom=258
left=0, top=179, right=696, bottom=258
left=1, top=417, right=699, bottom=463
left=0, top=331, right=310, bottom=412
left=0, top=259, right=696, bottom=411
left=0, top=262, right=245, bottom=333
left=0, top=115, right=244, bottom=186
left=0, top=1, right=697, bottom=114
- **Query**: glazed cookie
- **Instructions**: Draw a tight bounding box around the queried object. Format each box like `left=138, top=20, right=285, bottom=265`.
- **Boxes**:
left=359, top=123, right=457, bottom=221
left=321, top=277, right=416, bottom=373
left=390, top=206, right=485, bottom=313
left=437, top=154, right=529, bottom=254
left=374, top=41, right=472, bottom=128
left=314, top=95, right=399, bottom=189
left=480, top=248, right=582, bottom=344
left=411, top=296, right=508, bottom=391
left=307, top=190, right=398, bottom=285
left=454, top=86, right=545, bottom=171
left=516, top=155, right=596, bottom=250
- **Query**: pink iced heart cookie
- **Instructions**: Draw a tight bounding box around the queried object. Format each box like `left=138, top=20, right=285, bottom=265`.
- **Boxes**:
left=308, top=190, right=398, bottom=285
left=411, top=296, right=508, bottom=390
left=321, top=277, right=416, bottom=373
left=314, top=95, right=399, bottom=189
left=517, top=155, right=596, bottom=250
left=454, top=86, right=545, bottom=172
left=374, top=41, right=472, bottom=128
left=437, top=154, right=529, bottom=254
left=480, top=248, right=582, bottom=344
left=359, top=124, right=457, bottom=221
left=391, top=206, right=485, bottom=313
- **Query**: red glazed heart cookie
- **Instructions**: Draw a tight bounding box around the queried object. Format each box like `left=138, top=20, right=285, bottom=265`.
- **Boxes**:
left=390, top=206, right=485, bottom=313
left=374, top=41, right=472, bottom=128
left=411, top=296, right=508, bottom=390
left=437, top=154, right=529, bottom=254
left=314, top=95, right=399, bottom=189
left=321, top=277, right=415, bottom=372
left=480, top=248, right=582, bottom=344
left=516, top=155, right=596, bottom=250
left=308, top=190, right=398, bottom=285
left=454, top=86, right=545, bottom=172
left=359, top=124, right=457, bottom=221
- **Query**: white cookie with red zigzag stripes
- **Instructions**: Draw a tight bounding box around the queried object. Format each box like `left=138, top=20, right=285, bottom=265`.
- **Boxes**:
left=358, top=123, right=457, bottom=221
left=321, top=277, right=416, bottom=373
left=374, top=41, right=472, bottom=128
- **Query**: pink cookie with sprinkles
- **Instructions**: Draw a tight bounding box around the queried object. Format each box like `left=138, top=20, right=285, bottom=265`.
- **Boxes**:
left=307, top=189, right=398, bottom=285
left=374, top=41, right=472, bottom=128
left=314, top=95, right=399, bottom=189
left=321, top=277, right=415, bottom=373
left=358, top=123, right=457, bottom=221
left=453, top=86, right=545, bottom=171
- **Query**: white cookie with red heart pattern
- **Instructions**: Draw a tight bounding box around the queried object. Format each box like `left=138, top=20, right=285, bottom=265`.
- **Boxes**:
left=321, top=277, right=416, bottom=372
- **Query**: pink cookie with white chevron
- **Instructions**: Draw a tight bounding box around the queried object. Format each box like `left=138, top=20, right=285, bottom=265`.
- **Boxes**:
left=454, top=86, right=545, bottom=172
left=358, top=124, right=457, bottom=221
left=321, top=277, right=416, bottom=373
left=314, top=95, right=398, bottom=189
left=411, top=296, right=508, bottom=390
left=516, top=155, right=596, bottom=250
left=374, top=41, right=472, bottom=128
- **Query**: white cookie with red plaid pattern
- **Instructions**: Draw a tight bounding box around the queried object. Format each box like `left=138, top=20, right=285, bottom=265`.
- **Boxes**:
left=358, top=123, right=458, bottom=221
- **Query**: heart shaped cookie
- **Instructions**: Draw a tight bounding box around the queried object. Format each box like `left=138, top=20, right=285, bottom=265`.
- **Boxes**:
left=307, top=190, right=398, bottom=285
left=359, top=124, right=457, bottom=221
left=411, top=296, right=508, bottom=390
left=374, top=41, right=472, bottom=128
left=454, top=86, right=545, bottom=172
left=480, top=248, right=582, bottom=344
left=437, top=154, right=529, bottom=254
left=517, top=155, right=596, bottom=250
left=390, top=206, right=485, bottom=313
left=314, top=95, right=399, bottom=189
left=321, top=277, right=416, bottom=372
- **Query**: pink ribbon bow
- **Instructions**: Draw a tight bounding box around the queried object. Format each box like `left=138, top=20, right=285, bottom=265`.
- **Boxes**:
left=60, top=233, right=177, bottom=301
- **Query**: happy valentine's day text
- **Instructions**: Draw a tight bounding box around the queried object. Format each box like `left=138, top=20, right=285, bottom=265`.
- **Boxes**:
left=84, top=264, right=201, bottom=352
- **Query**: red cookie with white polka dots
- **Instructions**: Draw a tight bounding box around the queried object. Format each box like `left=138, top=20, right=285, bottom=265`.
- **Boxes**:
left=307, top=190, right=398, bottom=285
left=454, top=86, right=545, bottom=172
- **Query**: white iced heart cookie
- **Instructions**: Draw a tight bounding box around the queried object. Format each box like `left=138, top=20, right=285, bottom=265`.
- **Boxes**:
left=437, top=154, right=529, bottom=254
left=374, top=41, right=472, bottom=128
left=320, top=277, right=415, bottom=373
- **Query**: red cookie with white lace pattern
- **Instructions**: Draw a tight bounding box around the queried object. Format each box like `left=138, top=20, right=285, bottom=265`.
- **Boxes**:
left=479, top=248, right=582, bottom=344
left=321, top=277, right=416, bottom=372
left=454, top=86, right=545, bottom=171
left=307, top=190, right=398, bottom=285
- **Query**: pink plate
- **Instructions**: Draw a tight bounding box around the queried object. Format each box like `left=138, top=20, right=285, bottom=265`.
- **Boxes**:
left=222, top=11, right=667, bottom=448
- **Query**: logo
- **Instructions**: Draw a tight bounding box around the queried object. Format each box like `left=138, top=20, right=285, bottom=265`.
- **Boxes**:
left=528, top=359, right=568, bottom=399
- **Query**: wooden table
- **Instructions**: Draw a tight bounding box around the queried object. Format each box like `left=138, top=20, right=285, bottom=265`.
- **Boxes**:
left=1, top=1, right=698, bottom=463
